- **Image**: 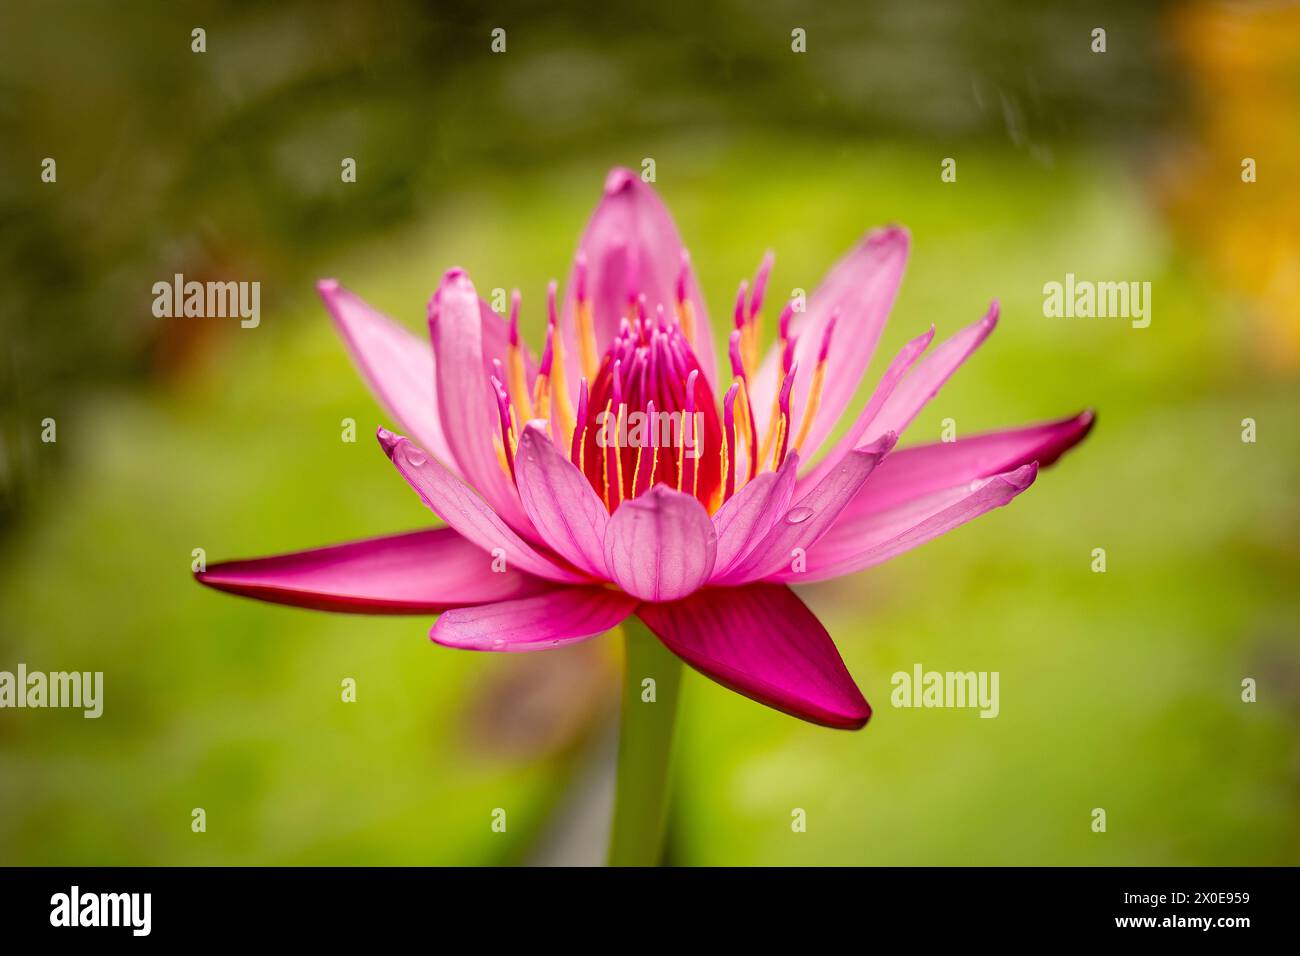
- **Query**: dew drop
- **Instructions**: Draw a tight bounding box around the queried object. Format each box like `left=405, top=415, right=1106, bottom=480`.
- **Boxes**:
left=404, top=447, right=427, bottom=467
left=785, top=506, right=814, bottom=524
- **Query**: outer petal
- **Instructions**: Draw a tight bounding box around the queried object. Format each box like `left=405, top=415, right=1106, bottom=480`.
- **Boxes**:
left=317, top=280, right=455, bottom=467
left=868, top=300, right=999, bottom=440
left=514, top=421, right=610, bottom=578
left=851, top=410, right=1095, bottom=517
left=750, top=226, right=910, bottom=458
left=637, top=584, right=871, bottom=730
left=562, top=168, right=716, bottom=390
left=769, top=463, right=1039, bottom=583
left=431, top=586, right=638, bottom=652
left=709, top=450, right=799, bottom=580
left=603, top=485, right=716, bottom=602
left=796, top=324, right=934, bottom=495
left=379, top=429, right=589, bottom=585
left=194, top=528, right=546, bottom=614
left=716, top=433, right=896, bottom=585
left=427, top=269, right=534, bottom=535
left=317, top=280, right=526, bottom=477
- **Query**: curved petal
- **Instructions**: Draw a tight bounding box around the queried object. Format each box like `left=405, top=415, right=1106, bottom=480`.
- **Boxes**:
left=770, top=463, right=1039, bottom=583
left=379, top=429, right=589, bottom=585
left=317, top=280, right=455, bottom=467
left=194, top=528, right=546, bottom=614
left=750, top=226, right=910, bottom=458
left=603, top=485, right=716, bottom=602
left=868, top=300, right=999, bottom=440
left=562, top=168, right=716, bottom=390
left=709, top=451, right=799, bottom=580
left=514, top=421, right=610, bottom=578
left=431, top=586, right=638, bottom=651
left=427, top=269, right=534, bottom=535
left=317, top=280, right=527, bottom=478
left=716, top=432, right=896, bottom=585
left=851, top=410, right=1095, bottom=517
left=796, top=324, right=934, bottom=495
left=637, top=584, right=870, bottom=730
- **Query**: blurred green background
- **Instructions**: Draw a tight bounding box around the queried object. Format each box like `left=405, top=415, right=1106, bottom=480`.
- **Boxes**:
left=1, top=0, right=1297, bottom=865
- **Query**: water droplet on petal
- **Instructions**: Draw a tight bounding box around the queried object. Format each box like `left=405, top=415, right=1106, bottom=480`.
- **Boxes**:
left=404, top=446, right=427, bottom=467
left=786, top=506, right=814, bottom=524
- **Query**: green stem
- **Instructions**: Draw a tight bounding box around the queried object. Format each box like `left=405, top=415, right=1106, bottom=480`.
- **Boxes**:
left=607, top=615, right=683, bottom=867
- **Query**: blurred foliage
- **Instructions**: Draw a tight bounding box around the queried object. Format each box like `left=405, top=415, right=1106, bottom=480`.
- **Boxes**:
left=1, top=0, right=1297, bottom=865
left=0, top=0, right=1178, bottom=526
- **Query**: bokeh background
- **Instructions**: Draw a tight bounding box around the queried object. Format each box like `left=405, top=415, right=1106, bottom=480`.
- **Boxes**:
left=2, top=0, right=1298, bottom=865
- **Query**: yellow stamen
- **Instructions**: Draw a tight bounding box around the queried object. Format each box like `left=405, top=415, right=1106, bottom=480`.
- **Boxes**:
left=549, top=334, right=577, bottom=447
left=532, top=374, right=551, bottom=435
left=506, top=341, right=533, bottom=422
left=678, top=300, right=697, bottom=345
left=577, top=301, right=599, bottom=383
left=613, top=402, right=626, bottom=499
left=792, top=359, right=828, bottom=452
left=600, top=399, right=614, bottom=509
left=758, top=393, right=781, bottom=467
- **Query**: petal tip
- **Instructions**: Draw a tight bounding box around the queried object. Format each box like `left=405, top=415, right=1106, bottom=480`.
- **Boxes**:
left=1006, top=460, right=1039, bottom=491
left=604, top=166, right=637, bottom=195
left=376, top=426, right=401, bottom=458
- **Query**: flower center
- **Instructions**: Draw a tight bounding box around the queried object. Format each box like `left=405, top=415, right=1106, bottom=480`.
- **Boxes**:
left=489, top=251, right=836, bottom=515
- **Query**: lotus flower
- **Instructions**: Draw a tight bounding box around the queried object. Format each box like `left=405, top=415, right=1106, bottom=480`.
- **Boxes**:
left=196, top=168, right=1093, bottom=733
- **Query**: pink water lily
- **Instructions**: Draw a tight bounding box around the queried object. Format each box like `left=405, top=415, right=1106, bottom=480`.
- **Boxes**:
left=196, top=167, right=1092, bottom=732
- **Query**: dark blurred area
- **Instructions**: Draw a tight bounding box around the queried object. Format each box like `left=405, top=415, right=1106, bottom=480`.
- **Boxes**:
left=0, top=0, right=1177, bottom=530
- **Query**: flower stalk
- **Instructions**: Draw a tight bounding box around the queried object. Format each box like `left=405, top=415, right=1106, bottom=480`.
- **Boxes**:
left=607, top=616, right=683, bottom=866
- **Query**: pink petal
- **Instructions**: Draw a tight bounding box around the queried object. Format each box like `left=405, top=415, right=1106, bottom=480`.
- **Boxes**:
left=709, top=450, right=799, bottom=580
left=715, top=433, right=896, bottom=585
left=869, top=300, right=999, bottom=440
left=514, top=421, right=610, bottom=578
left=317, top=280, right=526, bottom=478
left=317, top=280, right=455, bottom=467
left=427, top=269, right=534, bottom=535
left=637, top=584, right=871, bottom=729
left=603, top=485, right=716, bottom=602
left=379, top=429, right=589, bottom=585
left=851, top=410, right=1095, bottom=517
left=796, top=324, right=934, bottom=495
left=194, top=528, right=546, bottom=614
left=769, top=463, right=1039, bottom=583
left=431, top=586, right=638, bottom=652
left=562, top=168, right=717, bottom=390
left=750, top=226, right=910, bottom=459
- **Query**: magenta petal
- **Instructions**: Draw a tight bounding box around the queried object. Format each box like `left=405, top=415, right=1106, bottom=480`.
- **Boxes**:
left=603, top=485, right=717, bottom=602
left=563, top=168, right=717, bottom=389
left=771, top=462, right=1039, bottom=583
left=710, top=450, right=799, bottom=580
left=427, top=269, right=534, bottom=534
left=750, top=226, right=910, bottom=457
left=637, top=584, right=871, bottom=730
left=869, top=300, right=999, bottom=440
left=852, top=410, right=1095, bottom=516
left=716, top=432, right=896, bottom=585
left=514, top=421, right=610, bottom=578
left=195, top=528, right=546, bottom=614
left=430, top=586, right=638, bottom=652
left=379, top=429, right=589, bottom=585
